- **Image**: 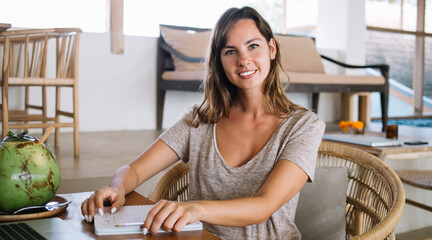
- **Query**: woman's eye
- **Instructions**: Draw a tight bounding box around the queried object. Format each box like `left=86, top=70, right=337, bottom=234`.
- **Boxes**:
left=249, top=44, right=259, bottom=49
left=225, top=49, right=236, bottom=55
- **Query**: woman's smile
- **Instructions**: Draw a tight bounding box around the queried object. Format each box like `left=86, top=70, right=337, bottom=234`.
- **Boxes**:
left=238, top=70, right=257, bottom=78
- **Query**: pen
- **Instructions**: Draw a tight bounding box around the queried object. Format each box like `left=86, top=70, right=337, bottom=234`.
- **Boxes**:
left=114, top=222, right=150, bottom=235
left=114, top=222, right=144, bottom=227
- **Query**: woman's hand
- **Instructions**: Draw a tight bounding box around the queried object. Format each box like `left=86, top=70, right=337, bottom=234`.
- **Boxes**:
left=81, top=186, right=126, bottom=223
left=144, top=200, right=202, bottom=234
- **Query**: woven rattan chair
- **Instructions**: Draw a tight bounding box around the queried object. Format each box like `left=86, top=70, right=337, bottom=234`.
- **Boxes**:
left=394, top=170, right=432, bottom=212
left=149, top=141, right=405, bottom=239
left=149, top=160, right=189, bottom=202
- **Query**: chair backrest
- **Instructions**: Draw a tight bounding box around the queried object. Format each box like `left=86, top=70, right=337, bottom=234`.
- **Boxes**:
left=275, top=34, right=325, bottom=74
left=0, top=28, right=81, bottom=83
left=149, top=161, right=189, bottom=202
left=149, top=141, right=404, bottom=240
left=159, top=24, right=210, bottom=73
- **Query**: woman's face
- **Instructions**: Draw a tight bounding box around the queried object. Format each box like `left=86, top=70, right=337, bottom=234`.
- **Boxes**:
left=220, top=19, right=276, bottom=92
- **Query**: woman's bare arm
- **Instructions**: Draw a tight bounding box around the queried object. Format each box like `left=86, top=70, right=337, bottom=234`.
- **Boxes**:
left=109, top=139, right=180, bottom=196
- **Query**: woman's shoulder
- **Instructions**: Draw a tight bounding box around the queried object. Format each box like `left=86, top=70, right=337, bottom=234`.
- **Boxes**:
left=283, top=108, right=326, bottom=130
left=161, top=106, right=212, bottom=140
left=180, top=106, right=213, bottom=129
left=181, top=106, right=201, bottom=126
left=182, top=107, right=196, bottom=122
left=287, top=108, right=322, bottom=121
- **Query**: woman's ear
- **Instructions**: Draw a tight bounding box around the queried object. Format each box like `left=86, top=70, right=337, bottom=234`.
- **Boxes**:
left=269, top=38, right=277, bottom=60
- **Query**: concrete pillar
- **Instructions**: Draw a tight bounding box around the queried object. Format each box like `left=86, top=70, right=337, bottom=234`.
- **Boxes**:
left=316, top=0, right=367, bottom=122
left=316, top=0, right=366, bottom=66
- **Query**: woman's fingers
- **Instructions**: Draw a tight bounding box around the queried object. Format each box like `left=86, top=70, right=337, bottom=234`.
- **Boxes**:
left=81, top=187, right=125, bottom=222
left=144, top=200, right=195, bottom=234
left=81, top=198, right=90, bottom=222
left=93, top=189, right=108, bottom=214
left=163, top=207, right=188, bottom=232
left=87, top=194, right=97, bottom=218
left=144, top=200, right=164, bottom=229
left=81, top=194, right=96, bottom=222
left=93, top=187, right=121, bottom=215
left=146, top=200, right=173, bottom=233
left=172, top=215, right=190, bottom=232
left=81, top=198, right=88, bottom=216
left=108, top=192, right=125, bottom=214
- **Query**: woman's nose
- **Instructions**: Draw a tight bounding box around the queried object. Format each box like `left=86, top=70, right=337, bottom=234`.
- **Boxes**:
left=237, top=53, right=251, bottom=66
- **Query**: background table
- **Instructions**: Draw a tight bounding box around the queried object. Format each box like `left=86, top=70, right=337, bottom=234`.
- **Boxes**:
left=57, top=191, right=219, bottom=240
left=323, top=131, right=432, bottom=161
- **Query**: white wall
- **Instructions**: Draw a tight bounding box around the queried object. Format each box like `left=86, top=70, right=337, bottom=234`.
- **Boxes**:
left=78, top=33, right=158, bottom=131
left=20, top=33, right=158, bottom=132
left=316, top=0, right=366, bottom=65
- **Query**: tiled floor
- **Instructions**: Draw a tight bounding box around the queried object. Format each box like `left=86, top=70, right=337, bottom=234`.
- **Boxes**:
left=50, top=129, right=163, bottom=180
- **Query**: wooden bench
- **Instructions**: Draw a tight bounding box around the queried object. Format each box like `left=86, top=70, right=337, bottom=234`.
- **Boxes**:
left=157, top=25, right=389, bottom=131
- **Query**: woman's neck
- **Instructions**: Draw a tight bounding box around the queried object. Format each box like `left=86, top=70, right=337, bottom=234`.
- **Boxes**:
left=231, top=90, right=268, bottom=119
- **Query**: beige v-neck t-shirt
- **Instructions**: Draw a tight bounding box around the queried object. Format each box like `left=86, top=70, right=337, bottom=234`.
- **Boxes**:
left=159, top=108, right=325, bottom=240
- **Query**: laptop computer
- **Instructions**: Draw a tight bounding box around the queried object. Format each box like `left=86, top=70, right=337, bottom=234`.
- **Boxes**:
left=0, top=218, right=92, bottom=240
left=324, top=133, right=404, bottom=147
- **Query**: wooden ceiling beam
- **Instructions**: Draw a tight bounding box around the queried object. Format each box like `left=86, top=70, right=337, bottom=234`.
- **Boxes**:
left=110, top=0, right=124, bottom=54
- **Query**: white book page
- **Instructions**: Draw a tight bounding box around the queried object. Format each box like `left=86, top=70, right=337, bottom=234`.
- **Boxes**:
left=94, top=205, right=202, bottom=235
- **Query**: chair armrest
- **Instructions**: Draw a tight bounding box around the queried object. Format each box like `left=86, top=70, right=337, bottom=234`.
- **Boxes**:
left=160, top=40, right=205, bottom=63
left=320, top=54, right=389, bottom=76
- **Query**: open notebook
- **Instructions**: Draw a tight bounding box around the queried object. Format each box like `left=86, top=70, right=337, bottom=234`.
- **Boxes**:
left=94, top=205, right=203, bottom=235
left=324, top=133, right=404, bottom=147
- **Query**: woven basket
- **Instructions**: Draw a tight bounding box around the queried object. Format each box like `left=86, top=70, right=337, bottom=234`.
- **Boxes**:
left=149, top=141, right=405, bottom=240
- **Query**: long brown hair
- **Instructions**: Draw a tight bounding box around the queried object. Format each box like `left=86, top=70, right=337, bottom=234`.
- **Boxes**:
left=188, top=6, right=304, bottom=127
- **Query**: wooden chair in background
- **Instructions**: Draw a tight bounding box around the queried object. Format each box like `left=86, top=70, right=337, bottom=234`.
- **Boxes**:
left=156, top=24, right=210, bottom=130
left=395, top=170, right=432, bottom=212
left=0, top=28, right=81, bottom=157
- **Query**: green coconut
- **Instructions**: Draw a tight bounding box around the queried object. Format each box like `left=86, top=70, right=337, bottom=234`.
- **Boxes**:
left=0, top=131, right=60, bottom=213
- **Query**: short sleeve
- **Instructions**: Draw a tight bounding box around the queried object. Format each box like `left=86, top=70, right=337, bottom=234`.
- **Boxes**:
left=279, top=112, right=325, bottom=182
left=158, top=112, right=193, bottom=162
